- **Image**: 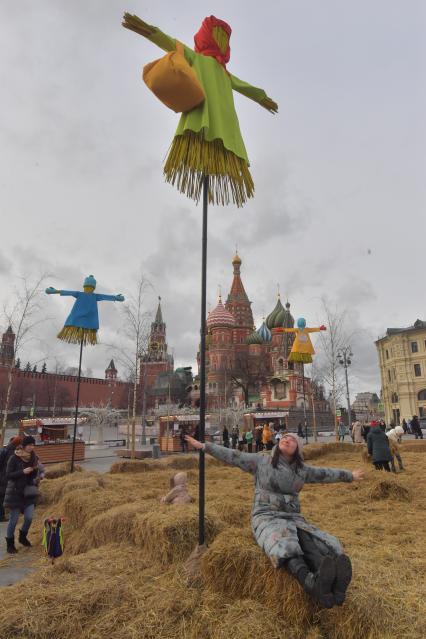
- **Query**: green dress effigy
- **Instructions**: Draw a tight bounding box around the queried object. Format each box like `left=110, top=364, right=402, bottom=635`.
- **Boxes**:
left=123, top=14, right=278, bottom=207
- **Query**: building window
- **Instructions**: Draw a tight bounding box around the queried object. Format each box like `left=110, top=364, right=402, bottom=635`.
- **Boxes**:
left=420, top=407, right=424, bottom=417
left=385, top=349, right=389, bottom=359
left=417, top=389, right=426, bottom=401
left=414, top=364, right=421, bottom=377
left=411, top=342, right=418, bottom=353
left=387, top=370, right=391, bottom=382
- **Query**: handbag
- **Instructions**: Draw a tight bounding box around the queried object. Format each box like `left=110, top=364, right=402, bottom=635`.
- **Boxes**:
left=143, top=41, right=205, bottom=113
left=24, top=484, right=39, bottom=498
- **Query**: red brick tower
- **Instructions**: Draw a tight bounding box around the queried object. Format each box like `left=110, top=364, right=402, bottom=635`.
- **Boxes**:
left=105, top=359, right=118, bottom=380
left=205, top=297, right=236, bottom=409
left=0, top=326, right=15, bottom=367
left=140, top=297, right=173, bottom=392
left=225, top=253, right=254, bottom=351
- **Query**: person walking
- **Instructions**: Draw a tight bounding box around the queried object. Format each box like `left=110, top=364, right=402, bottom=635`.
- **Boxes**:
left=386, top=426, right=405, bottom=473
left=222, top=426, right=230, bottom=448
left=401, top=419, right=408, bottom=434
left=0, top=437, right=23, bottom=522
left=338, top=422, right=346, bottom=442
left=179, top=426, right=188, bottom=453
left=411, top=415, right=423, bottom=439
left=3, top=436, right=40, bottom=553
left=378, top=420, right=386, bottom=432
left=185, top=432, right=364, bottom=608
left=362, top=422, right=370, bottom=442
left=297, top=422, right=304, bottom=438
left=351, top=421, right=363, bottom=444
left=255, top=427, right=263, bottom=452
left=231, top=427, right=239, bottom=450
left=245, top=429, right=254, bottom=453
left=367, top=423, right=393, bottom=471
left=262, top=423, right=273, bottom=451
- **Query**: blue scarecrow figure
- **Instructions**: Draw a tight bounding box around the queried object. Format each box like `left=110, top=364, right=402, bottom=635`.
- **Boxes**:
left=46, top=275, right=124, bottom=345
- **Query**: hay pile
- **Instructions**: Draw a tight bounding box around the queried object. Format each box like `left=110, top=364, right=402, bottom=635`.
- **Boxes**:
left=0, top=443, right=425, bottom=639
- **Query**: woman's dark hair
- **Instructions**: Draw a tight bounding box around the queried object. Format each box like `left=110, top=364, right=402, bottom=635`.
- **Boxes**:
left=271, top=443, right=304, bottom=471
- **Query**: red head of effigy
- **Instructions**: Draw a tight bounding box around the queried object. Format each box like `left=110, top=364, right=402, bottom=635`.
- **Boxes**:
left=194, top=15, right=232, bottom=68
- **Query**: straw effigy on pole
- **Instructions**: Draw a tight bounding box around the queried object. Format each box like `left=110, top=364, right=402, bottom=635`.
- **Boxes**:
left=122, top=11, right=278, bottom=565
left=45, top=276, right=124, bottom=471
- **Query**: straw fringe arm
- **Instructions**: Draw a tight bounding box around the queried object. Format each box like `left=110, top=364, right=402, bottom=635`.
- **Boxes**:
left=122, top=13, right=179, bottom=53
left=231, top=74, right=278, bottom=113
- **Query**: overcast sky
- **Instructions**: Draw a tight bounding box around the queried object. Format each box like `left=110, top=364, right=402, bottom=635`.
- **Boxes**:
left=0, top=1, right=424, bottom=398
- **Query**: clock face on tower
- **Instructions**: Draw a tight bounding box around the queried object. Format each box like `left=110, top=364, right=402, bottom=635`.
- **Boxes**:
left=150, top=342, right=159, bottom=351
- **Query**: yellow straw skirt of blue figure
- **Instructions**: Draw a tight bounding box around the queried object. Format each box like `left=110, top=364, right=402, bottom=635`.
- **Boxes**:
left=57, top=326, right=98, bottom=346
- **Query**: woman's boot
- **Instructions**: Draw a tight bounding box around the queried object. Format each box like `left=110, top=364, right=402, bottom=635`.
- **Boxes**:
left=5, top=537, right=18, bottom=554
left=18, top=529, right=32, bottom=547
left=333, top=554, right=352, bottom=605
left=286, top=555, right=336, bottom=608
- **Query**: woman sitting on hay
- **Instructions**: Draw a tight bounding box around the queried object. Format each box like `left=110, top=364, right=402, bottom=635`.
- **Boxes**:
left=185, top=432, right=365, bottom=608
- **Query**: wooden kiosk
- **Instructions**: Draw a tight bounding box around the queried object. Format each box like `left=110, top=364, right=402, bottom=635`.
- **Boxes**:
left=19, top=418, right=86, bottom=464
left=159, top=414, right=212, bottom=452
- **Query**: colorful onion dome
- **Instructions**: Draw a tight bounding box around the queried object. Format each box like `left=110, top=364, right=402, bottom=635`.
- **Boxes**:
left=207, top=296, right=236, bottom=329
left=266, top=297, right=285, bottom=329
left=246, top=329, right=263, bottom=345
left=258, top=320, right=272, bottom=343
left=232, top=252, right=242, bottom=265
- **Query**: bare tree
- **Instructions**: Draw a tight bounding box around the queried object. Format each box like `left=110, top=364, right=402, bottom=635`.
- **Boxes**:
left=230, top=354, right=269, bottom=408
left=0, top=274, right=47, bottom=446
left=80, top=404, right=120, bottom=445
left=111, top=272, right=152, bottom=458
left=315, top=298, right=348, bottom=441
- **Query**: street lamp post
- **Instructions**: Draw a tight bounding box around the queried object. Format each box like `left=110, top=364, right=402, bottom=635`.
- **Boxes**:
left=338, top=347, right=353, bottom=434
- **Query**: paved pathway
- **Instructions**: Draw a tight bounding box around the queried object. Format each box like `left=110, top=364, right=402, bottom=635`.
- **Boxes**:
left=0, top=521, right=38, bottom=587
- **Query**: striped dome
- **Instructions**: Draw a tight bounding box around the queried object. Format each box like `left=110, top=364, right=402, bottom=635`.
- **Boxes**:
left=266, top=297, right=285, bottom=329
left=258, top=320, right=272, bottom=343
left=266, top=298, right=294, bottom=329
left=246, top=329, right=263, bottom=345
left=207, top=297, right=236, bottom=329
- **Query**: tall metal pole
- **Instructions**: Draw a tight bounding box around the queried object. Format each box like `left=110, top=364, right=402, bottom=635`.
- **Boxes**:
left=338, top=347, right=352, bottom=436
left=198, top=175, right=208, bottom=547
left=302, top=363, right=308, bottom=445
left=344, top=359, right=351, bottom=431
left=71, top=337, right=84, bottom=473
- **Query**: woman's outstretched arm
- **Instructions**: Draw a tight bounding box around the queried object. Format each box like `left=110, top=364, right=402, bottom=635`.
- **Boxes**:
left=304, top=466, right=365, bottom=484
left=185, top=435, right=258, bottom=474
left=230, top=74, right=278, bottom=113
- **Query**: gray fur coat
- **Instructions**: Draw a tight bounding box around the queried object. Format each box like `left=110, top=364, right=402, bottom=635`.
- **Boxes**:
left=204, top=442, right=352, bottom=566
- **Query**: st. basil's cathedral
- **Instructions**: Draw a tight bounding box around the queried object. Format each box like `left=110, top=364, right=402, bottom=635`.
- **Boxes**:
left=193, top=253, right=327, bottom=413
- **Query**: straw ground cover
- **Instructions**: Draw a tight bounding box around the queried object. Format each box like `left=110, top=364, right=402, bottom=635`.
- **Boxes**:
left=0, top=443, right=425, bottom=638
